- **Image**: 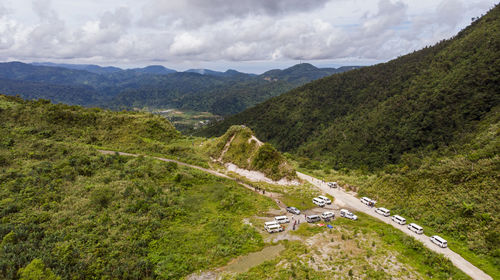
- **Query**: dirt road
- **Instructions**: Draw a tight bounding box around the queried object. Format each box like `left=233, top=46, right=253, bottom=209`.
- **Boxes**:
left=98, top=150, right=491, bottom=280
left=297, top=172, right=493, bottom=280
left=98, top=150, right=284, bottom=206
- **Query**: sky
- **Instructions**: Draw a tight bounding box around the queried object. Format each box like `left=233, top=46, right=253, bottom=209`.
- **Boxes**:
left=0, top=0, right=497, bottom=73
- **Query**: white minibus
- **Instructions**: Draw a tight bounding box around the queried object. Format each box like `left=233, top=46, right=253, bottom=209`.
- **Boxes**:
left=312, top=197, right=325, bottom=207
left=360, top=197, right=375, bottom=206
left=375, top=207, right=390, bottom=217
left=274, top=216, right=290, bottom=224
left=318, top=195, right=332, bottom=205
left=391, top=215, right=406, bottom=225
left=265, top=224, right=283, bottom=233
left=430, top=235, right=448, bottom=248
left=407, top=223, right=424, bottom=234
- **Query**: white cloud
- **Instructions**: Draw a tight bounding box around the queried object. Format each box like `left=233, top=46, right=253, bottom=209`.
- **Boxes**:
left=0, top=0, right=497, bottom=71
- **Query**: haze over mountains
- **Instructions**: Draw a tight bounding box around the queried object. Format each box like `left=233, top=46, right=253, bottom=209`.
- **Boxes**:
left=0, top=61, right=359, bottom=116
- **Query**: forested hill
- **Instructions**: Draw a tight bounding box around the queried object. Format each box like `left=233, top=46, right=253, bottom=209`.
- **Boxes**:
left=0, top=94, right=278, bottom=279
left=200, top=4, right=500, bottom=170
left=0, top=62, right=358, bottom=116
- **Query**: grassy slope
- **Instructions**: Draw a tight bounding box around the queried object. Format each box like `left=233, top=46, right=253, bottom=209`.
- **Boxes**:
left=206, top=125, right=296, bottom=181
left=0, top=95, right=275, bottom=279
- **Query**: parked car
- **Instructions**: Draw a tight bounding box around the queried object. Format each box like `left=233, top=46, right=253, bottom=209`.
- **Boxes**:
left=286, top=206, right=301, bottom=215
left=327, top=182, right=339, bottom=188
left=306, top=215, right=321, bottom=223
left=312, top=197, right=326, bottom=207
left=318, top=195, right=332, bottom=205
left=340, top=209, right=358, bottom=220
left=321, top=211, right=335, bottom=221
left=375, top=207, right=390, bottom=217
left=391, top=215, right=406, bottom=225
left=430, top=235, right=448, bottom=248
left=274, top=215, right=290, bottom=224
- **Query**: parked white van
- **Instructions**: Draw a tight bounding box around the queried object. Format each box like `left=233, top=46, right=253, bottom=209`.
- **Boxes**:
left=391, top=215, right=406, bottom=225
left=360, top=197, right=375, bottom=206
left=312, top=197, right=326, bottom=207
left=306, top=215, right=321, bottom=223
left=317, top=195, right=332, bottom=205
left=407, top=223, right=424, bottom=234
left=430, top=235, right=448, bottom=248
left=274, top=216, right=290, bottom=224
left=375, top=207, right=390, bottom=217
left=264, top=221, right=279, bottom=227
left=321, top=211, right=335, bottom=221
left=265, top=224, right=283, bottom=233
left=327, top=182, right=339, bottom=188
left=340, top=209, right=358, bottom=220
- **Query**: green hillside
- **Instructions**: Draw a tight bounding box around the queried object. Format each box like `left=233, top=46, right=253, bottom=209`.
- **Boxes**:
left=201, top=5, right=500, bottom=169
left=0, top=95, right=275, bottom=279
left=200, top=4, right=500, bottom=274
left=206, top=125, right=296, bottom=181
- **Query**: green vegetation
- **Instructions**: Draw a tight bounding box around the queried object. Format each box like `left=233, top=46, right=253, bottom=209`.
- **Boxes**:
left=207, top=125, right=296, bottom=181
left=226, top=173, right=319, bottom=210
left=0, top=62, right=356, bottom=116
left=202, top=4, right=500, bottom=170
left=0, top=95, right=276, bottom=279
left=202, top=4, right=500, bottom=273
left=153, top=108, right=222, bottom=133
left=223, top=213, right=469, bottom=279
left=298, top=110, right=500, bottom=277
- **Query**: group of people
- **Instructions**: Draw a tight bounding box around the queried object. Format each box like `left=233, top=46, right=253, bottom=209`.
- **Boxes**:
left=253, top=185, right=265, bottom=195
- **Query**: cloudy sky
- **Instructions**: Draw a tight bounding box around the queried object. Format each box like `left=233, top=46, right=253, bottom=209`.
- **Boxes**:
left=0, top=0, right=496, bottom=73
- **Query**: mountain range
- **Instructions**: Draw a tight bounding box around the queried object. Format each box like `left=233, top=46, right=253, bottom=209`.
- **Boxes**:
left=0, top=62, right=360, bottom=116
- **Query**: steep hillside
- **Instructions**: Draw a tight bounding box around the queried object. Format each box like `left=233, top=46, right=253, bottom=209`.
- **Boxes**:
left=0, top=95, right=275, bottom=279
left=207, top=125, right=296, bottom=181
left=199, top=5, right=500, bottom=273
left=201, top=5, right=500, bottom=169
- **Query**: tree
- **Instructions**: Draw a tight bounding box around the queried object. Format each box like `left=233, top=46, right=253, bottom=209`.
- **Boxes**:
left=18, top=259, right=60, bottom=280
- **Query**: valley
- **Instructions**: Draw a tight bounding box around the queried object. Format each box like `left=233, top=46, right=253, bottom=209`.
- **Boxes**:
left=0, top=2, right=498, bottom=280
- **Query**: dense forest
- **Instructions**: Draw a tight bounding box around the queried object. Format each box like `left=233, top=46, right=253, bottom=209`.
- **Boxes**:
left=200, top=4, right=500, bottom=271
left=0, top=62, right=358, bottom=116
left=201, top=5, right=499, bottom=170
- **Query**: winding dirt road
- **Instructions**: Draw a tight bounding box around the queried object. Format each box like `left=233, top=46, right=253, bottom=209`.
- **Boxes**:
left=297, top=172, right=492, bottom=280
left=98, top=150, right=284, bottom=206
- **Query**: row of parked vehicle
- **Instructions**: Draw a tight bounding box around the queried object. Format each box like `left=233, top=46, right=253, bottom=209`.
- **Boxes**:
left=266, top=207, right=358, bottom=233
left=362, top=196, right=448, bottom=248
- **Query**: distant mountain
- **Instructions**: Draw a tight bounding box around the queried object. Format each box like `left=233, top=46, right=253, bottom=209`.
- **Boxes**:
left=259, top=63, right=361, bottom=84
left=0, top=78, right=101, bottom=105
left=0, top=61, right=359, bottom=116
left=128, top=65, right=177, bottom=75
left=184, top=69, right=249, bottom=77
left=32, top=62, right=123, bottom=74
left=0, top=62, right=109, bottom=88
left=107, top=64, right=359, bottom=115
